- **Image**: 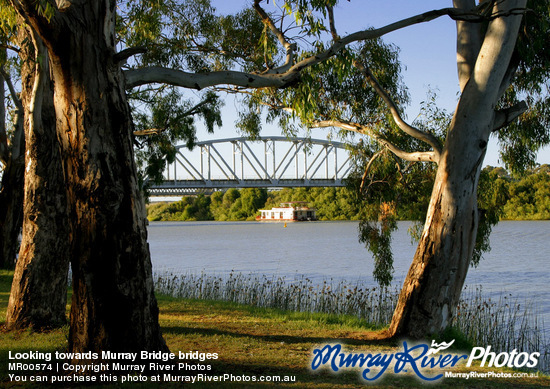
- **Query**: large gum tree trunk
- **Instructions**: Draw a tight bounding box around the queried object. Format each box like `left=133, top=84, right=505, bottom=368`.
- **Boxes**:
left=6, top=31, right=71, bottom=329
left=0, top=150, right=24, bottom=270
left=0, top=57, right=25, bottom=270
left=12, top=2, right=166, bottom=352
left=388, top=124, right=484, bottom=337
left=389, top=0, right=526, bottom=337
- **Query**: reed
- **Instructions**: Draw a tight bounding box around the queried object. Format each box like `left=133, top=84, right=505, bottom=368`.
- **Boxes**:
left=154, top=271, right=549, bottom=373
left=155, top=271, right=397, bottom=326
left=453, top=285, right=549, bottom=372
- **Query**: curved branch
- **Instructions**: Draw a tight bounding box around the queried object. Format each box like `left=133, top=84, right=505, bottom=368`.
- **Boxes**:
left=113, top=46, right=147, bottom=64
left=311, top=119, right=363, bottom=133
left=253, top=0, right=295, bottom=74
left=377, top=142, right=438, bottom=163
left=361, top=149, right=384, bottom=192
left=353, top=60, right=443, bottom=157
left=327, top=6, right=339, bottom=41
left=253, top=0, right=290, bottom=50
left=312, top=120, right=439, bottom=164
left=0, top=67, right=23, bottom=112
left=284, top=7, right=483, bottom=75
left=124, top=67, right=297, bottom=90
left=125, top=6, right=483, bottom=90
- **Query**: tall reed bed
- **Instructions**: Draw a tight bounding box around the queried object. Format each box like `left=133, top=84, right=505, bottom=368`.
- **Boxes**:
left=155, top=271, right=548, bottom=372
left=155, top=272, right=397, bottom=326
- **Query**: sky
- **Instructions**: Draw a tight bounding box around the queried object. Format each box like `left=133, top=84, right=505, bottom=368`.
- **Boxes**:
left=190, top=0, right=549, bottom=168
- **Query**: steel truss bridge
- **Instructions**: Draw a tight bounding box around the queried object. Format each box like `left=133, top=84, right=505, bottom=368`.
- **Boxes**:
left=149, top=136, right=353, bottom=196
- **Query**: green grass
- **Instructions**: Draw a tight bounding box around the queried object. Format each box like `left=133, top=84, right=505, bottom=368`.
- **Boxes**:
left=1, top=270, right=549, bottom=388
left=181, top=297, right=384, bottom=330
left=155, top=272, right=549, bottom=372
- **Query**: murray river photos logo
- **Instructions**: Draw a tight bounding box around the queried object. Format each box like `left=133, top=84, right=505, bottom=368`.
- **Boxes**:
left=310, top=340, right=540, bottom=382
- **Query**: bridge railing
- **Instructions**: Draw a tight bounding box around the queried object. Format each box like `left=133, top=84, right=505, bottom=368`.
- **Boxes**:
left=150, top=136, right=354, bottom=195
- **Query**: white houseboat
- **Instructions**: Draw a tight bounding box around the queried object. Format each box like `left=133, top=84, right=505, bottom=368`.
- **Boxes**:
left=257, top=201, right=317, bottom=222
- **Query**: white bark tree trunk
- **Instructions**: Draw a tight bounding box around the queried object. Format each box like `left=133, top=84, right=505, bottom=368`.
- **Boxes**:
left=389, top=0, right=527, bottom=337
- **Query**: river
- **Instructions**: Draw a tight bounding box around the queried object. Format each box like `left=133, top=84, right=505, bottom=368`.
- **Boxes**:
left=148, top=220, right=550, bottom=331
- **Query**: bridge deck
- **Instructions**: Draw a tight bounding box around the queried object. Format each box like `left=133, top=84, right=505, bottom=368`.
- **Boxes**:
left=148, top=136, right=353, bottom=195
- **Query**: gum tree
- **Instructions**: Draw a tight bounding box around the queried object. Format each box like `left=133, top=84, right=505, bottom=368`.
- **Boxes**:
left=5, top=0, right=288, bottom=350
left=6, top=0, right=167, bottom=351
left=232, top=0, right=549, bottom=336
left=5, top=0, right=547, bottom=354
left=1, top=2, right=225, bottom=331
left=387, top=0, right=548, bottom=337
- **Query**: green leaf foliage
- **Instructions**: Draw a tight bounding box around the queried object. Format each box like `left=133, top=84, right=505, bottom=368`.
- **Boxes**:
left=133, top=89, right=222, bottom=186
left=496, top=0, right=550, bottom=174
left=502, top=168, right=550, bottom=220
left=119, top=0, right=281, bottom=190
left=148, top=194, right=213, bottom=221
left=119, top=0, right=278, bottom=72
left=0, top=2, right=18, bottom=39
left=238, top=36, right=408, bottom=140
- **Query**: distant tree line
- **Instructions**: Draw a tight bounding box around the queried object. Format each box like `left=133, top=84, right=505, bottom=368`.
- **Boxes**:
left=147, top=187, right=361, bottom=221
left=147, top=165, right=550, bottom=222
left=480, top=164, right=550, bottom=221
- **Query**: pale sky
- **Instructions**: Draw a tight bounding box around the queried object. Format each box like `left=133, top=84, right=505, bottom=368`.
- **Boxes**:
left=193, top=0, right=549, bottom=167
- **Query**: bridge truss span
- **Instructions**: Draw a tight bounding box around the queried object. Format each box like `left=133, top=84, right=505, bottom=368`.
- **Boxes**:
left=150, top=136, right=354, bottom=195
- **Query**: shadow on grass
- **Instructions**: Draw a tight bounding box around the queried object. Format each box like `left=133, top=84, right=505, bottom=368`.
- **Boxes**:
left=162, top=325, right=394, bottom=347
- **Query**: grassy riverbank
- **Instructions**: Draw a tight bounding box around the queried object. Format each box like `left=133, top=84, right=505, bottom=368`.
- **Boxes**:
left=1, top=270, right=549, bottom=388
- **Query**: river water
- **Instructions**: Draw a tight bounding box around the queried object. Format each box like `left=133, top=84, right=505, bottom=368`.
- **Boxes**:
left=148, top=220, right=550, bottom=330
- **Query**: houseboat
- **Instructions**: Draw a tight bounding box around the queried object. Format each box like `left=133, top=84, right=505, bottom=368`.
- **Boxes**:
left=257, top=201, right=317, bottom=222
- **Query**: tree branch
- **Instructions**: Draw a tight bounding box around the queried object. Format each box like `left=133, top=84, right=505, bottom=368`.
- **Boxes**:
left=133, top=128, right=163, bottom=136
left=124, top=66, right=298, bottom=90
left=312, top=120, right=439, bottom=163
left=0, top=67, right=24, bottom=113
left=253, top=0, right=295, bottom=74
left=327, top=6, right=339, bottom=41
left=0, top=44, right=21, bottom=53
left=453, top=0, right=483, bottom=91
left=361, top=149, right=384, bottom=192
left=353, top=60, right=443, bottom=157
left=113, top=46, right=147, bottom=64
left=124, top=6, right=485, bottom=90
left=285, top=6, right=485, bottom=75
left=133, top=94, right=218, bottom=137
left=492, top=101, right=528, bottom=132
